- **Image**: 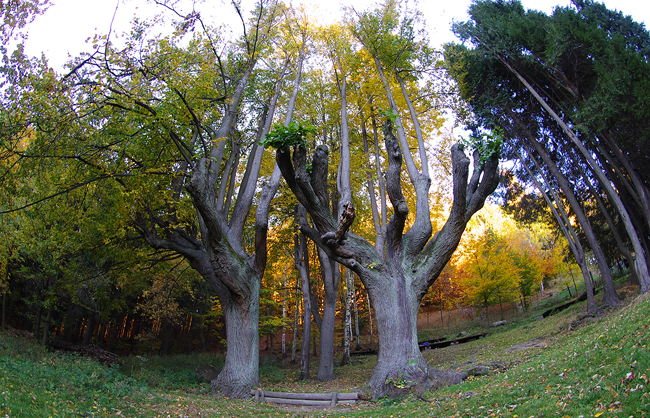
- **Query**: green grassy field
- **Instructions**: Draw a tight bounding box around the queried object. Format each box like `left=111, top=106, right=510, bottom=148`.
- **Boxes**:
left=1, top=290, right=648, bottom=417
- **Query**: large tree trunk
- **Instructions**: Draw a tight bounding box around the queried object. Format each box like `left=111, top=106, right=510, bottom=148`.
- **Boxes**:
left=212, top=285, right=260, bottom=398
left=367, top=275, right=423, bottom=397
left=366, top=272, right=465, bottom=398
left=317, top=248, right=339, bottom=381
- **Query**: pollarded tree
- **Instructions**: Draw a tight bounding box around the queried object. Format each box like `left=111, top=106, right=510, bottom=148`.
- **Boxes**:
left=269, top=2, right=499, bottom=394
left=2, top=0, right=293, bottom=398
left=274, top=107, right=498, bottom=400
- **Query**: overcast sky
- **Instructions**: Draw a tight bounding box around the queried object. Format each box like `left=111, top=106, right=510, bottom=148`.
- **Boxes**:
left=22, top=0, right=650, bottom=72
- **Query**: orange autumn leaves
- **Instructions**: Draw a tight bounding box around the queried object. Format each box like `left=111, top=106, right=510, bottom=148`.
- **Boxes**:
left=424, top=203, right=568, bottom=314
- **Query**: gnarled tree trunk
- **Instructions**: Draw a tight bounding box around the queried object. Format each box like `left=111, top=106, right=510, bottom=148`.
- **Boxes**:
left=212, top=280, right=260, bottom=398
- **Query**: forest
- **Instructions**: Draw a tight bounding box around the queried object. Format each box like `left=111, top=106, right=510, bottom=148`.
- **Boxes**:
left=1, top=0, right=649, bottom=409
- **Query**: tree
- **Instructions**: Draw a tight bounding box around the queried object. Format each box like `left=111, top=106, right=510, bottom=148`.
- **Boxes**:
left=2, top=0, right=292, bottom=398
left=269, top=2, right=500, bottom=397
left=450, top=0, right=650, bottom=299
left=0, top=0, right=49, bottom=44
left=463, top=230, right=520, bottom=322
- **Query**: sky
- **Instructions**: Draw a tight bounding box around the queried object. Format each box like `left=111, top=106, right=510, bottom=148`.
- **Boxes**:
left=21, top=0, right=650, bottom=72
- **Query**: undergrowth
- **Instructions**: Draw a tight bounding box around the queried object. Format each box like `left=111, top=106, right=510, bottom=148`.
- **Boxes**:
left=1, top=289, right=648, bottom=417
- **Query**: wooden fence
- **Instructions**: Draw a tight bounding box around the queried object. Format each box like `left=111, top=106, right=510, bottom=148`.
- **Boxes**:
left=251, top=389, right=359, bottom=407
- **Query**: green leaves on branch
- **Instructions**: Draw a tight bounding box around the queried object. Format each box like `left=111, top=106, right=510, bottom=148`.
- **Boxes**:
left=460, top=127, right=504, bottom=167
left=259, top=121, right=317, bottom=150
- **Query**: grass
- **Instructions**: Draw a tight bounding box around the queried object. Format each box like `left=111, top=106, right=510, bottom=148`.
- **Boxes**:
left=1, top=288, right=649, bottom=417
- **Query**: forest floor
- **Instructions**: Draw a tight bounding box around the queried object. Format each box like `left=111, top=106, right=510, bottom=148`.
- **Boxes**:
left=1, top=280, right=649, bottom=417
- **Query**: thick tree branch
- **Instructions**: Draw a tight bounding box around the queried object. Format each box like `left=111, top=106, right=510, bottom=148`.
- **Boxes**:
left=383, top=119, right=408, bottom=260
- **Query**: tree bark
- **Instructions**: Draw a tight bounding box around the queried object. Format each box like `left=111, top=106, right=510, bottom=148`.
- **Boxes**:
left=291, top=277, right=299, bottom=363
left=582, top=170, right=640, bottom=286
left=367, top=290, right=374, bottom=345
left=316, top=247, right=339, bottom=381
left=352, top=279, right=361, bottom=350
left=41, top=303, right=53, bottom=346
left=340, top=267, right=352, bottom=366
left=1, top=291, right=5, bottom=331
left=281, top=266, right=287, bottom=359
left=82, top=314, right=94, bottom=346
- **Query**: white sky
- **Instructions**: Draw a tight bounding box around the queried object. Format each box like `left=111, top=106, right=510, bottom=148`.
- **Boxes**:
left=22, top=0, right=650, bottom=72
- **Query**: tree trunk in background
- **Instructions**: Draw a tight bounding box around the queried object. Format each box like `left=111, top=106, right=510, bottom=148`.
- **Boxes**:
left=33, top=303, right=42, bottom=342
left=41, top=304, right=53, bottom=346
left=353, top=282, right=361, bottom=350
left=282, top=266, right=287, bottom=358
left=582, top=171, right=640, bottom=286
left=82, top=314, right=94, bottom=346
left=291, top=278, right=299, bottom=363
left=509, top=111, right=605, bottom=311
left=512, top=144, right=596, bottom=310
left=296, top=228, right=312, bottom=380
left=341, top=268, right=352, bottom=366
left=160, top=321, right=172, bottom=356
left=2, top=292, right=6, bottom=331
left=502, top=57, right=646, bottom=296
left=367, top=291, right=374, bottom=345
left=200, top=318, right=207, bottom=352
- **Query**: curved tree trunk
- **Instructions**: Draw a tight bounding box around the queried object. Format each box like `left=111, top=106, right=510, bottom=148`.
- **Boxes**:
left=507, top=108, right=618, bottom=307
left=501, top=57, right=647, bottom=296
left=512, top=143, right=597, bottom=312
left=582, top=170, right=641, bottom=286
